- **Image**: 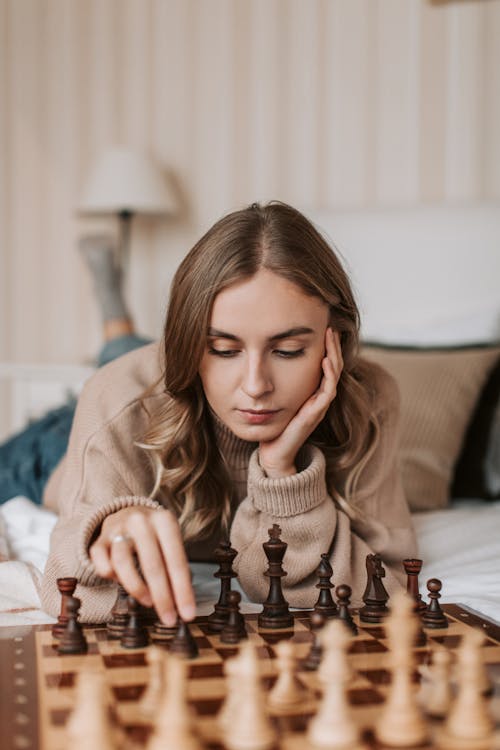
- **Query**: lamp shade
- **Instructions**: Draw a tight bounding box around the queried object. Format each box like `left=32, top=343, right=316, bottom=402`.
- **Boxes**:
left=79, top=147, right=176, bottom=215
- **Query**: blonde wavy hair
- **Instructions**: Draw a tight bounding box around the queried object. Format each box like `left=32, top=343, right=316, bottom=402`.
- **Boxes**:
left=138, top=201, right=380, bottom=541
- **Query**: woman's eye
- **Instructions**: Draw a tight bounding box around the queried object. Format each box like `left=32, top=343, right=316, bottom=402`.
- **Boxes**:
left=208, top=347, right=239, bottom=358
left=274, top=349, right=305, bottom=358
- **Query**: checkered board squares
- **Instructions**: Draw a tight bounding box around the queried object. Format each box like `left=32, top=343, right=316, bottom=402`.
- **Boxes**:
left=2, top=604, right=500, bottom=750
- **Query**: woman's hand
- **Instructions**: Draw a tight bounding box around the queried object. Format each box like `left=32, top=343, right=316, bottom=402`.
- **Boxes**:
left=258, top=328, right=343, bottom=478
left=89, top=506, right=195, bottom=626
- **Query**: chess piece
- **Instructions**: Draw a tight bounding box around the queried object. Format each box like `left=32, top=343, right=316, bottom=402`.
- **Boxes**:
left=268, top=640, right=307, bottom=711
left=206, top=540, right=238, bottom=632
left=422, top=578, right=448, bottom=629
left=218, top=652, right=242, bottom=730
left=223, top=641, right=276, bottom=750
left=308, top=619, right=362, bottom=749
left=439, top=628, right=495, bottom=748
left=139, top=646, right=167, bottom=718
left=313, top=553, right=338, bottom=618
left=106, top=584, right=130, bottom=639
left=220, top=590, right=247, bottom=644
left=121, top=595, right=150, bottom=649
left=403, top=558, right=426, bottom=614
left=169, top=617, right=199, bottom=659
left=303, top=610, right=326, bottom=671
left=57, top=596, right=88, bottom=655
left=66, top=669, right=123, bottom=750
left=336, top=584, right=358, bottom=636
left=258, top=524, right=293, bottom=629
left=374, top=591, right=428, bottom=747
left=151, top=619, right=178, bottom=644
left=147, top=655, right=202, bottom=750
left=419, top=648, right=453, bottom=718
left=52, top=577, right=78, bottom=639
left=359, top=553, right=389, bottom=623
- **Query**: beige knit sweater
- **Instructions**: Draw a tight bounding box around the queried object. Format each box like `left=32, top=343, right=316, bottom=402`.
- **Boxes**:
left=41, top=342, right=417, bottom=622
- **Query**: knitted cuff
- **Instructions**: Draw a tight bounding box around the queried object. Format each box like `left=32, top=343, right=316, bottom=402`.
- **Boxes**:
left=75, top=495, right=161, bottom=585
left=247, top=445, right=328, bottom=518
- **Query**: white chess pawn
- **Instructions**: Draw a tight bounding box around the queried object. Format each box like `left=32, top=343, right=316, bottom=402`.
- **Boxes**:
left=440, top=628, right=494, bottom=747
left=418, top=648, right=453, bottom=718
left=374, top=591, right=428, bottom=747
left=218, top=652, right=241, bottom=730
left=67, top=669, right=122, bottom=750
left=223, top=641, right=276, bottom=750
left=268, top=640, right=307, bottom=711
left=147, top=655, right=202, bottom=750
left=308, top=619, right=363, bottom=749
left=139, top=645, right=166, bottom=718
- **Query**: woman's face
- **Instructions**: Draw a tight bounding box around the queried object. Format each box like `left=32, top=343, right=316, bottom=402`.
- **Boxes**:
left=199, top=268, right=330, bottom=442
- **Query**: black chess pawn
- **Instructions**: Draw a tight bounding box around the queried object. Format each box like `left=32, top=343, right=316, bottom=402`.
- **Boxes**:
left=313, top=553, right=338, bottom=619
left=107, top=584, right=130, bottom=639
left=359, top=553, right=390, bottom=624
left=152, top=619, right=178, bottom=644
left=169, top=617, right=199, bottom=659
left=57, top=596, right=88, bottom=655
left=258, top=524, right=293, bottom=629
left=220, top=591, right=248, bottom=644
left=336, top=584, right=358, bottom=636
left=302, top=611, right=326, bottom=671
left=121, top=596, right=150, bottom=649
left=206, top=540, right=238, bottom=633
left=52, top=577, right=78, bottom=639
left=422, top=578, right=448, bottom=629
left=403, top=558, right=427, bottom=614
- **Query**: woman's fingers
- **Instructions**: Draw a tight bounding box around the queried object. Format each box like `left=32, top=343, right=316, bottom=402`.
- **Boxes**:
left=89, top=506, right=196, bottom=626
left=109, top=534, right=153, bottom=606
left=125, top=512, right=177, bottom=624
left=154, top=510, right=196, bottom=622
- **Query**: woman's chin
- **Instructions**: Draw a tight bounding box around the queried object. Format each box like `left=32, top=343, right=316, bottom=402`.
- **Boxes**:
left=229, top=421, right=284, bottom=444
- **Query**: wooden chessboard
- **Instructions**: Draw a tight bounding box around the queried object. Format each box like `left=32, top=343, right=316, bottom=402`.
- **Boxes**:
left=1, top=604, right=500, bottom=750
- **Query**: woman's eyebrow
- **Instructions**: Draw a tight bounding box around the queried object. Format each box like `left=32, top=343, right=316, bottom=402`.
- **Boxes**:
left=207, top=326, right=315, bottom=341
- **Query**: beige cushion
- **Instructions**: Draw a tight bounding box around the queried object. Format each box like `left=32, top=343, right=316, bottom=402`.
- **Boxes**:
left=361, top=345, right=500, bottom=512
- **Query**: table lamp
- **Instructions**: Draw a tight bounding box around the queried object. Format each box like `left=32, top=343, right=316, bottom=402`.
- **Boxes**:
left=78, top=146, right=176, bottom=270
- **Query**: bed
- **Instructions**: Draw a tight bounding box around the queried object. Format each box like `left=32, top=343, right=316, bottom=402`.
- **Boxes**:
left=0, top=203, right=499, bottom=627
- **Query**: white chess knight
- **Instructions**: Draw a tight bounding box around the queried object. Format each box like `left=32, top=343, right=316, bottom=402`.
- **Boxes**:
left=374, top=591, right=428, bottom=747
left=308, top=618, right=364, bottom=750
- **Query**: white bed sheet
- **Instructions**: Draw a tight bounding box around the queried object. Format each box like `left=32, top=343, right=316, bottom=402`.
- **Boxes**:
left=0, top=496, right=499, bottom=628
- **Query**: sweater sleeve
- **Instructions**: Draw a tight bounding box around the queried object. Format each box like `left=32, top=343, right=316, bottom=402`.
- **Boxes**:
left=40, top=372, right=163, bottom=623
left=230, top=373, right=417, bottom=609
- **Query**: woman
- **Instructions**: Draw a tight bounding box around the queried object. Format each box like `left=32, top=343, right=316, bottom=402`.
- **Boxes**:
left=41, top=201, right=417, bottom=624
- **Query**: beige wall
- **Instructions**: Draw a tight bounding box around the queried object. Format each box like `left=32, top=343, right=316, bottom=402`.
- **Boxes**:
left=1, top=0, right=499, bottom=366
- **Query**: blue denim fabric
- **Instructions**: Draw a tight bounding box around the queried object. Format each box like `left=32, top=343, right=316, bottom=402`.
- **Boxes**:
left=0, top=334, right=152, bottom=505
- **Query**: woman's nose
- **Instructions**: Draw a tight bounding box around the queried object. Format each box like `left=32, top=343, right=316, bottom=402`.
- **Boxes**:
left=241, top=357, right=273, bottom=399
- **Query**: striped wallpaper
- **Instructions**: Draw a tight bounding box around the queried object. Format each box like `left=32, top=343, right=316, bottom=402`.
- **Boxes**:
left=1, top=0, right=499, bottom=368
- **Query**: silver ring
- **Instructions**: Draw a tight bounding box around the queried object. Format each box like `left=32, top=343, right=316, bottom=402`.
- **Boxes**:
left=111, top=534, right=132, bottom=545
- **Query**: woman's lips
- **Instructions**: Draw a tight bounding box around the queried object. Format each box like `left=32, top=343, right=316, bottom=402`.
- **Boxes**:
left=238, top=409, right=279, bottom=424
